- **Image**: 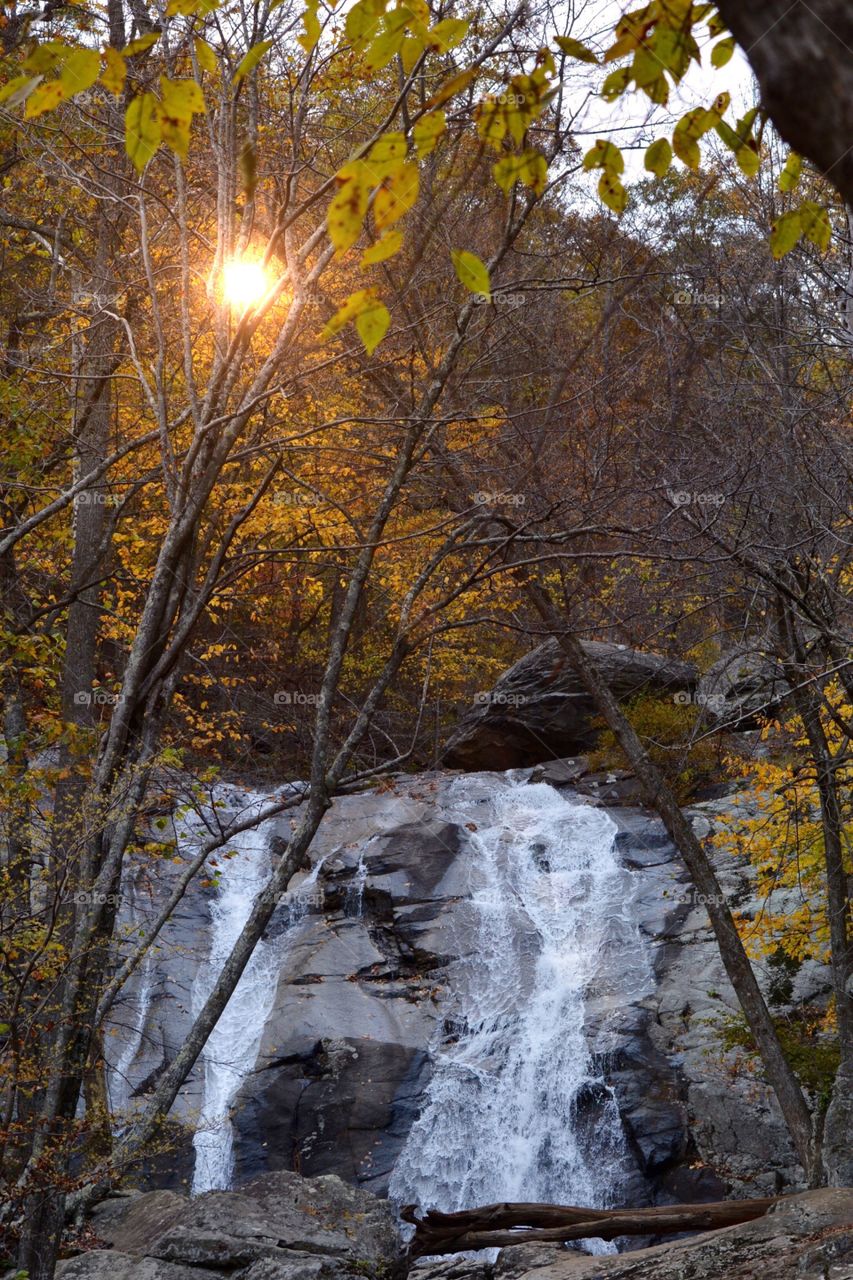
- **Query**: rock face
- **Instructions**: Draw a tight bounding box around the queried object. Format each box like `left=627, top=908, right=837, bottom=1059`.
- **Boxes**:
left=107, top=768, right=833, bottom=1208
left=62, top=1173, right=401, bottom=1280
left=442, top=640, right=696, bottom=771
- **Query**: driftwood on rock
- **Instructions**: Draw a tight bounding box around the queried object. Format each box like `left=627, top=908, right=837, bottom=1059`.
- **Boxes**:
left=401, top=1196, right=780, bottom=1256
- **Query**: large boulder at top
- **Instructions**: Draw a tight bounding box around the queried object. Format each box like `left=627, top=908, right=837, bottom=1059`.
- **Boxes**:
left=70, top=1173, right=402, bottom=1280
left=697, top=643, right=789, bottom=728
left=443, top=640, right=696, bottom=770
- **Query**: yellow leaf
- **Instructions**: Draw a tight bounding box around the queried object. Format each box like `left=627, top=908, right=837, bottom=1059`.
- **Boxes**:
left=327, top=161, right=369, bottom=251
left=24, top=80, right=66, bottom=119
left=100, top=47, right=126, bottom=96
left=0, top=75, right=38, bottom=108
left=451, top=249, right=490, bottom=300
left=554, top=35, right=598, bottom=63
left=426, top=66, right=475, bottom=109
left=598, top=170, right=627, bottom=213
left=234, top=39, right=273, bottom=84
left=426, top=17, right=468, bottom=51
left=361, top=230, right=403, bottom=264
left=374, top=162, right=419, bottom=229
left=644, top=137, right=671, bottom=177
left=124, top=33, right=160, bottom=56
left=194, top=38, right=218, bottom=74
left=413, top=110, right=445, bottom=157
left=355, top=297, right=391, bottom=353
left=60, top=48, right=101, bottom=94
left=583, top=138, right=624, bottom=173
left=125, top=91, right=162, bottom=172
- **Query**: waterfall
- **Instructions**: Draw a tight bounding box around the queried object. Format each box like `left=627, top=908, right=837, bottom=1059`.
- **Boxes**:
left=190, top=790, right=325, bottom=1195
left=109, top=948, right=154, bottom=1114
left=390, top=777, right=648, bottom=1249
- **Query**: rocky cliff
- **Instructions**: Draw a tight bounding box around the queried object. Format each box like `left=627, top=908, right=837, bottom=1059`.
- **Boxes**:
left=107, top=765, right=830, bottom=1206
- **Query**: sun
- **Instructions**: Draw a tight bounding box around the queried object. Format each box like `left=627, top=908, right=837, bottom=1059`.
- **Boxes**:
left=222, top=259, right=269, bottom=311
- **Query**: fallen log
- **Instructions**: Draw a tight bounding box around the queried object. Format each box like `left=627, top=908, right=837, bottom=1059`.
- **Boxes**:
left=402, top=1196, right=781, bottom=1256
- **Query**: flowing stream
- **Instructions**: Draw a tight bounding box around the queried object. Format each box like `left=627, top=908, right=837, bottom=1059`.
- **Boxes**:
left=390, top=778, right=648, bottom=1247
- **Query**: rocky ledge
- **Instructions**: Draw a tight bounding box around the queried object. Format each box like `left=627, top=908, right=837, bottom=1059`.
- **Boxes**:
left=63, top=1178, right=853, bottom=1280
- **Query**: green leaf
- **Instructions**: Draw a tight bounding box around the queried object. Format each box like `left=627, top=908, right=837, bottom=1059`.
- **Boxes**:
left=644, top=137, right=672, bottom=177
left=451, top=249, right=490, bottom=300
left=598, top=170, right=627, bottom=213
left=601, top=67, right=631, bottom=102
left=0, top=75, right=38, bottom=108
left=779, top=151, right=802, bottom=193
left=554, top=34, right=598, bottom=63
left=234, top=39, right=273, bottom=84
left=583, top=139, right=624, bottom=173
left=60, top=48, right=100, bottom=94
left=427, top=17, right=468, bottom=51
left=799, top=202, right=831, bottom=251
left=361, top=229, right=403, bottom=264
left=355, top=297, right=391, bottom=353
left=770, top=209, right=803, bottom=259
left=710, top=36, right=735, bottom=67
left=125, top=92, right=162, bottom=173
left=735, top=143, right=760, bottom=177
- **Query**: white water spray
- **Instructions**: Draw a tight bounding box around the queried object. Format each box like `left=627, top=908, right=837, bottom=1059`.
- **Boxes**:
left=391, top=778, right=647, bottom=1244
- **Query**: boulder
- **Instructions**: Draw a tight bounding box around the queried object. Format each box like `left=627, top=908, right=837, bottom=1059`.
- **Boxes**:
left=65, top=1173, right=401, bottom=1280
left=697, top=643, right=789, bottom=728
left=443, top=641, right=696, bottom=770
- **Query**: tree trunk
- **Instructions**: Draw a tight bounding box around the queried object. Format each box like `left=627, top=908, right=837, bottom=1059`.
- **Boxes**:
left=525, top=580, right=818, bottom=1180
left=716, top=0, right=853, bottom=205
left=405, top=1195, right=780, bottom=1255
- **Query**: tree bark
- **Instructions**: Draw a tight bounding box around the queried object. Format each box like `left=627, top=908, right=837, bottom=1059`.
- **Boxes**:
left=716, top=0, right=853, bottom=205
left=405, top=1195, right=780, bottom=1255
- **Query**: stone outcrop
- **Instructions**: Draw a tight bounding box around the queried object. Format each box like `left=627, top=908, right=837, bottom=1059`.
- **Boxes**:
left=107, top=768, right=833, bottom=1207
left=65, top=1184, right=853, bottom=1280
left=63, top=1173, right=401, bottom=1280
left=442, top=641, right=696, bottom=771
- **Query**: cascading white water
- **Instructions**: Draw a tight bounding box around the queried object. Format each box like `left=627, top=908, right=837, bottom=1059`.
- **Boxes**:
left=190, top=789, right=325, bottom=1195
left=109, top=947, right=154, bottom=1115
left=390, top=778, right=649, bottom=1249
